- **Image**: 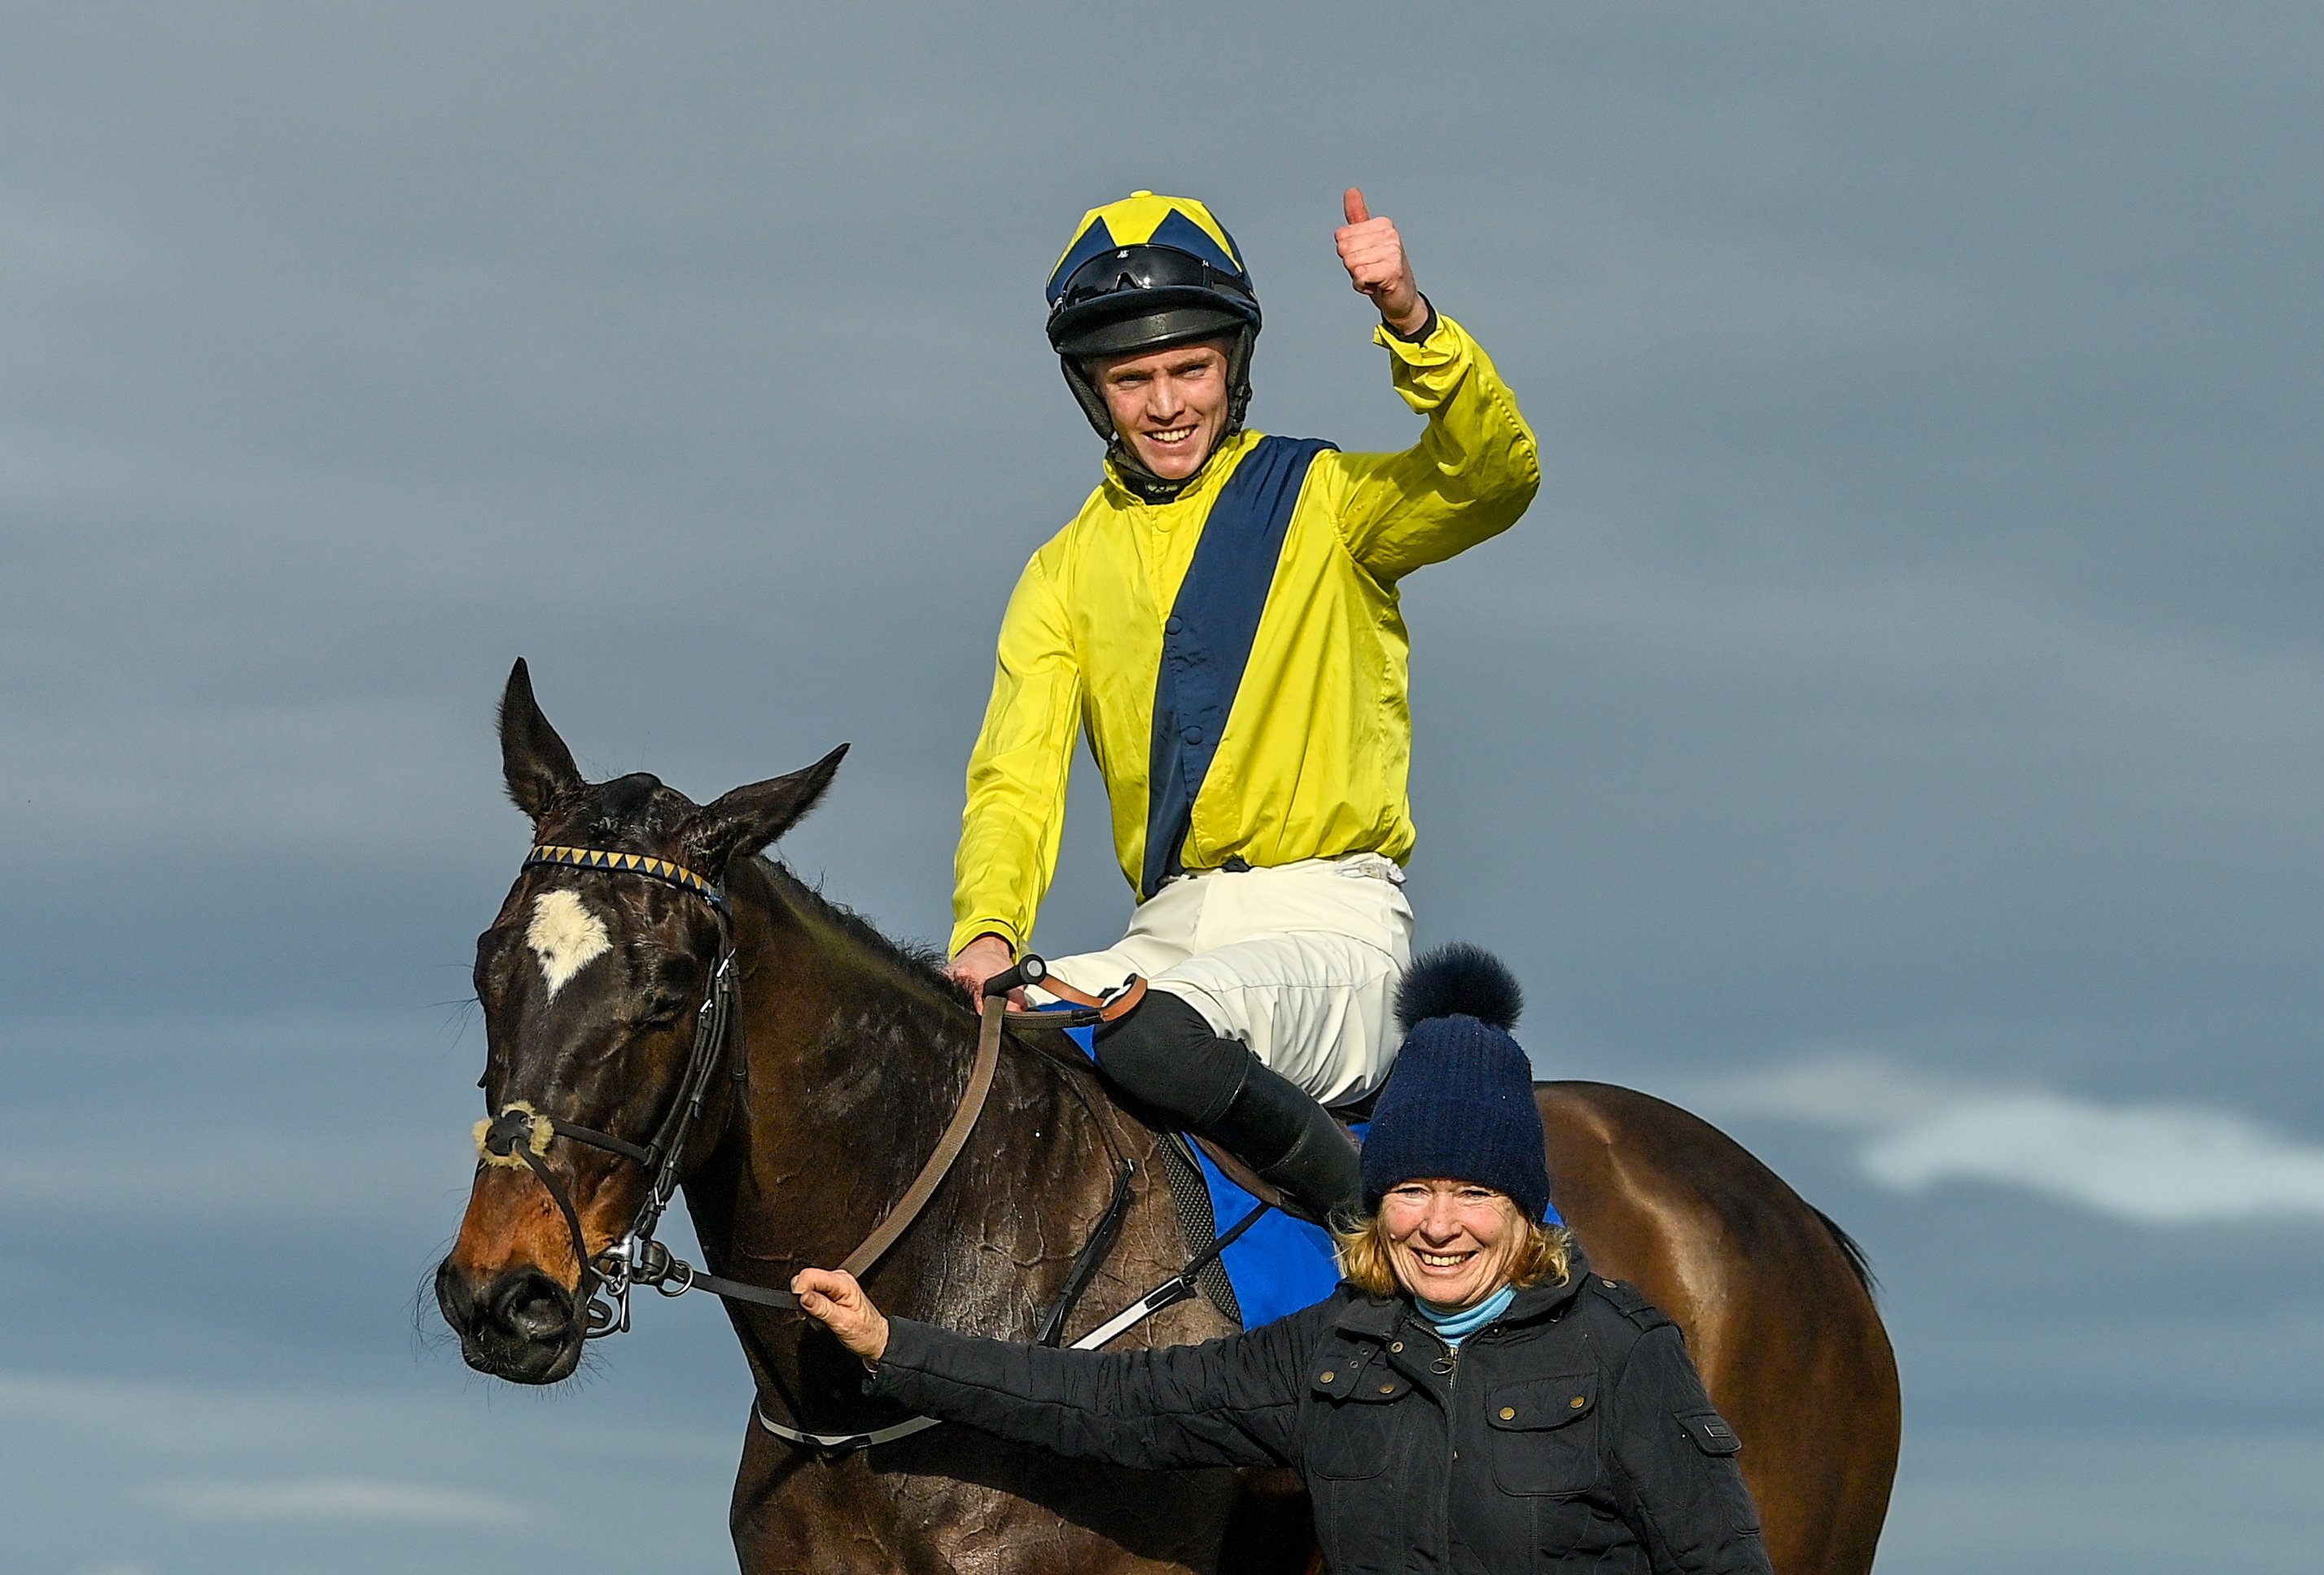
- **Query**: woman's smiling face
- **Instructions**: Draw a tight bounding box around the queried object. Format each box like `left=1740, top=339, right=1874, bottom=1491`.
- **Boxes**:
left=1377, top=1178, right=1526, bottom=1310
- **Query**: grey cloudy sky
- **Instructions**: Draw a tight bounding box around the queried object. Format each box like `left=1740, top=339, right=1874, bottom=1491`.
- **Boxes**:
left=3, top=5, right=2319, bottom=1572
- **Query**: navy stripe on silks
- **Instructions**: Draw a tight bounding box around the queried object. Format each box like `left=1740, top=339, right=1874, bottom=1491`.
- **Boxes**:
left=1142, top=435, right=1337, bottom=898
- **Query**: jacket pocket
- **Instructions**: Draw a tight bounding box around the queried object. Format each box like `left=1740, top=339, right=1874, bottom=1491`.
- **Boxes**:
left=1485, top=1372, right=1602, bottom=1497
left=1304, top=1386, right=1408, bottom=1575
left=1303, top=1354, right=1411, bottom=1482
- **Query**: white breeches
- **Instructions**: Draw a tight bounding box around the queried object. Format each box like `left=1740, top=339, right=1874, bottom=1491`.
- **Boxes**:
left=1036, top=854, right=1414, bottom=1109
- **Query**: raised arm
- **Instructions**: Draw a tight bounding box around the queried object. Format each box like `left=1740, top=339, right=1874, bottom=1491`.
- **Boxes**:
left=1321, top=187, right=1541, bottom=583
left=795, top=1267, right=1315, bottom=1472
left=947, top=551, right=1082, bottom=969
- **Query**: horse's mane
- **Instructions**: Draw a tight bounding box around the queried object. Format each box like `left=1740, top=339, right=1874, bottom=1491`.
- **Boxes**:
left=744, top=854, right=955, bottom=995
left=737, top=854, right=1113, bottom=1089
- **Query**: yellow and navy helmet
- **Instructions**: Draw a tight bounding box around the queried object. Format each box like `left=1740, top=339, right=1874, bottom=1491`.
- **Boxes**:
left=1046, top=191, right=1263, bottom=452
left=1046, top=191, right=1261, bottom=360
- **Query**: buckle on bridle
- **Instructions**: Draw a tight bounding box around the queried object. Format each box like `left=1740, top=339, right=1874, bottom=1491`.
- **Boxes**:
left=586, top=1234, right=700, bottom=1337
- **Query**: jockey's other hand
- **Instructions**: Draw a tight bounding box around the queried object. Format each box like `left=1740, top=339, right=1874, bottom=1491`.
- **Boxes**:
left=1336, top=187, right=1428, bottom=337
left=946, top=933, right=1026, bottom=1010
left=793, top=1267, right=891, bottom=1363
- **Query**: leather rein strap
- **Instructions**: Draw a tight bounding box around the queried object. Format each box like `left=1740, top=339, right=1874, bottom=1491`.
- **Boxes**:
left=573, top=987, right=1016, bottom=1321
left=828, top=966, right=1143, bottom=1271
left=645, top=960, right=1145, bottom=1318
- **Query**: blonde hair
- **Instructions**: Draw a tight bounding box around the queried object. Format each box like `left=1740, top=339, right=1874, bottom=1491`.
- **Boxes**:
left=1333, top=1202, right=1573, bottom=1299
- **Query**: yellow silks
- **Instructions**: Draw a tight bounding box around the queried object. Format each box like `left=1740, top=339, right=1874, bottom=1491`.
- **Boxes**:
left=951, top=315, right=1539, bottom=958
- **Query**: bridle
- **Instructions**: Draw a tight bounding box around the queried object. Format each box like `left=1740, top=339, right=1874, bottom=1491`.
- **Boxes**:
left=474, top=842, right=1153, bottom=1346
left=475, top=843, right=743, bottom=1339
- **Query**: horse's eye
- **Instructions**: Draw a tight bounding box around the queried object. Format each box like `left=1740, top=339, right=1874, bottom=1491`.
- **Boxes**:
left=635, top=995, right=689, bottom=1028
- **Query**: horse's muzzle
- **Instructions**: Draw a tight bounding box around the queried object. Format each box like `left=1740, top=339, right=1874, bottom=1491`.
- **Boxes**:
left=435, top=1258, right=585, bottom=1384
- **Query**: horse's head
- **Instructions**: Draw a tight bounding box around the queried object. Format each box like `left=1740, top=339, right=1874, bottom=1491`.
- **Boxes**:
left=435, top=659, right=845, bottom=1384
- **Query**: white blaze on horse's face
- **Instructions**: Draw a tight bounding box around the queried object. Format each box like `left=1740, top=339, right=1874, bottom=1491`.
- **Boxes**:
left=526, top=889, right=612, bottom=1000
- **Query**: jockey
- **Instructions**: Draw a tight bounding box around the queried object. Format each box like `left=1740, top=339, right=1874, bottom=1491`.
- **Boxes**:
left=945, top=188, right=1540, bottom=1225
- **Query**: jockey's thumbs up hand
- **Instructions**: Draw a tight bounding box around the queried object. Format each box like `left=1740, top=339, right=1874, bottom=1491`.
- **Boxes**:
left=794, top=1267, right=891, bottom=1364
left=1335, top=186, right=1427, bottom=337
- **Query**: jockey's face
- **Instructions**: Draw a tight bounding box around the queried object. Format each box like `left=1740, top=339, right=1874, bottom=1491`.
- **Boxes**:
left=1091, top=339, right=1232, bottom=480
left=1378, top=1179, right=1525, bottom=1311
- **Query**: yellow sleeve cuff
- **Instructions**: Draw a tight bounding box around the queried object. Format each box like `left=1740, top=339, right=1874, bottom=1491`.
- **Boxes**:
left=1372, top=311, right=1467, bottom=367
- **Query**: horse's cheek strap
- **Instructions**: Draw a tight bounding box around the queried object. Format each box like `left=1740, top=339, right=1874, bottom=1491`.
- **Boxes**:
left=516, top=1144, right=596, bottom=1287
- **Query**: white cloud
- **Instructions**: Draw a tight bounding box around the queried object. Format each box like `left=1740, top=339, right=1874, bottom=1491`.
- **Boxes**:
left=152, top=1477, right=527, bottom=1526
left=1703, top=1058, right=2324, bottom=1225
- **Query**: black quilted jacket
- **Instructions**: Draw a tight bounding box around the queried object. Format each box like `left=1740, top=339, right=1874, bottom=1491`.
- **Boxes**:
left=869, top=1251, right=1771, bottom=1575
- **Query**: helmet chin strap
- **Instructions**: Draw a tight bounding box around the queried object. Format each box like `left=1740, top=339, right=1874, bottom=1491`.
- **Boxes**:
left=1063, top=327, right=1256, bottom=502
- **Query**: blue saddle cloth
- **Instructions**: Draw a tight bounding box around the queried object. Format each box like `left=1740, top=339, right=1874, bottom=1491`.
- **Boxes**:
left=1059, top=1021, right=1344, bottom=1329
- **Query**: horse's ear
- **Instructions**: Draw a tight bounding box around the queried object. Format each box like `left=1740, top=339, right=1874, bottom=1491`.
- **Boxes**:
left=499, top=659, right=585, bottom=822
left=682, top=744, right=849, bottom=874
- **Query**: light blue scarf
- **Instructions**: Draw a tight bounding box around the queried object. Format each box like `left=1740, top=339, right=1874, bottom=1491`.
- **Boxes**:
left=1416, top=1283, right=1516, bottom=1348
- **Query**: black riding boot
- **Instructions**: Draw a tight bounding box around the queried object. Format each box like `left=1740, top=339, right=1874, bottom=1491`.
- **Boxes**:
left=1094, top=991, right=1362, bottom=1228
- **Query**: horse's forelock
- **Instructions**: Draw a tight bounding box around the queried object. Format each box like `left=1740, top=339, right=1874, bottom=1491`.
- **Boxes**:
left=592, top=772, right=683, bottom=827
left=529, top=772, right=701, bottom=855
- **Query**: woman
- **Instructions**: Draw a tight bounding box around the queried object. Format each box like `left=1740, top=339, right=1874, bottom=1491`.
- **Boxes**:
left=796, top=946, right=1770, bottom=1575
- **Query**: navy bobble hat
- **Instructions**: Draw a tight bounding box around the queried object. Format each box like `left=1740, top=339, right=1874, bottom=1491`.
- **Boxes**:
left=1360, top=943, right=1552, bottom=1222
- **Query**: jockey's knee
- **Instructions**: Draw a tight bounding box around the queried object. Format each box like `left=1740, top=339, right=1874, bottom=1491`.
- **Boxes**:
left=1092, top=991, right=1250, bottom=1127
left=1097, top=987, right=1358, bottom=1224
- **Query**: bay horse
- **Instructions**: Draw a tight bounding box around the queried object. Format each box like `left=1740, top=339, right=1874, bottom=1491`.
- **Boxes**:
left=436, top=662, right=1899, bottom=1574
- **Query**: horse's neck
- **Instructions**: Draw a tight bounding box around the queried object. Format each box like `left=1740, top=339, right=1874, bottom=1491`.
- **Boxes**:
left=699, top=860, right=1092, bottom=1298
left=694, top=863, right=1239, bottom=1447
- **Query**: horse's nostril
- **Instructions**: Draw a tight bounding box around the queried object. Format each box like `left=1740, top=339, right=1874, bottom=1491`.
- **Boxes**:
left=435, top=1258, right=479, bottom=1331
left=494, top=1270, right=574, bottom=1344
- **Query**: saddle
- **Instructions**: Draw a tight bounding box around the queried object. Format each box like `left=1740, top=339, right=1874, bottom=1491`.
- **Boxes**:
left=1161, top=1127, right=1353, bottom=1329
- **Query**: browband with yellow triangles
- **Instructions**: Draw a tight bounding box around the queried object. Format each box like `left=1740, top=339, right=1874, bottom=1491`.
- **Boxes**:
left=523, top=844, right=724, bottom=908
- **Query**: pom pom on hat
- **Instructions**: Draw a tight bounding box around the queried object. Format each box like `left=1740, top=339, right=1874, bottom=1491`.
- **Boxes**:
left=1395, top=941, right=1523, bottom=1032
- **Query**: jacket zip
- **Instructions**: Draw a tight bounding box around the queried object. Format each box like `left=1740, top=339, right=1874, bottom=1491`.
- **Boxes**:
left=1434, top=1331, right=1462, bottom=1570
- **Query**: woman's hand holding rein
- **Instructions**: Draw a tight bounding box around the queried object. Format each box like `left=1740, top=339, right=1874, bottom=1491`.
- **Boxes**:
left=792, top=1267, right=891, bottom=1363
